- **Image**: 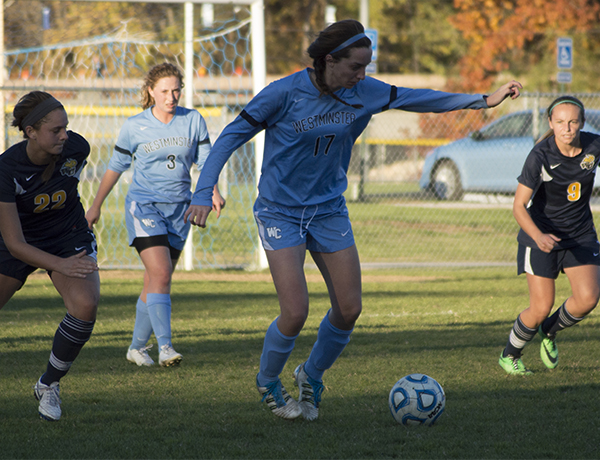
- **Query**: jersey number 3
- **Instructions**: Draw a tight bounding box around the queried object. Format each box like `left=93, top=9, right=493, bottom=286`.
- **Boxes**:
left=167, top=154, right=176, bottom=170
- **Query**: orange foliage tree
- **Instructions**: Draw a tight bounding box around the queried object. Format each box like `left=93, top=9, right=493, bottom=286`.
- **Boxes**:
left=420, top=0, right=600, bottom=141
left=450, top=0, right=600, bottom=92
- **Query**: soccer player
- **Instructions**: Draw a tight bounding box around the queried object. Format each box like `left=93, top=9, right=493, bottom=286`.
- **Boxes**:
left=185, top=19, right=522, bottom=420
left=499, top=96, right=600, bottom=375
left=0, top=91, right=100, bottom=421
left=86, top=62, right=224, bottom=367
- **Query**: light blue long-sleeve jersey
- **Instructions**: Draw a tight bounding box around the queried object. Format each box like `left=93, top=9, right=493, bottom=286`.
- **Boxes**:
left=191, top=69, right=488, bottom=208
left=109, top=106, right=211, bottom=203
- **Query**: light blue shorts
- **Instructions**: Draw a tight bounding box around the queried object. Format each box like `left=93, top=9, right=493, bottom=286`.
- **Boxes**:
left=125, top=197, right=190, bottom=251
left=253, top=195, right=355, bottom=252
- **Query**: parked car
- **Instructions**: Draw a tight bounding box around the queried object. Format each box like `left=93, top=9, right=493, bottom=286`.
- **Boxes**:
left=419, top=109, right=600, bottom=200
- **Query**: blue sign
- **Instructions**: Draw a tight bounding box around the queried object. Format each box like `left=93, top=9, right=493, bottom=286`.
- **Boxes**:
left=365, top=28, right=378, bottom=74
left=42, top=7, right=51, bottom=30
left=557, top=37, right=573, bottom=69
left=557, top=72, right=572, bottom=84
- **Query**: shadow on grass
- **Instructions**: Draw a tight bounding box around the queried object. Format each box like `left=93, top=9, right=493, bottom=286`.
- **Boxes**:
left=2, top=367, right=600, bottom=459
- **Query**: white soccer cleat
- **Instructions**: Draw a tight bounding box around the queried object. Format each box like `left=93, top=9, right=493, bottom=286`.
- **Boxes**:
left=126, top=345, right=155, bottom=367
left=256, top=376, right=302, bottom=420
left=158, top=344, right=183, bottom=367
left=34, top=379, right=62, bottom=421
left=294, top=363, right=324, bottom=421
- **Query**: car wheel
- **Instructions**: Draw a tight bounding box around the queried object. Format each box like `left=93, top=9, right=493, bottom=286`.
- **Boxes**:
left=431, top=161, right=463, bottom=200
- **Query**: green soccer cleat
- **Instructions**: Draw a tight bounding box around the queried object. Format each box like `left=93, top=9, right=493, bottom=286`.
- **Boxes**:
left=538, top=326, right=558, bottom=369
left=498, top=352, right=533, bottom=375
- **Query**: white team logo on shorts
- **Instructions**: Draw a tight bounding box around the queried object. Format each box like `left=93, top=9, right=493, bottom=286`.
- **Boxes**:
left=141, top=218, right=156, bottom=228
left=266, top=227, right=282, bottom=239
left=60, top=158, right=78, bottom=177
left=580, top=154, right=596, bottom=170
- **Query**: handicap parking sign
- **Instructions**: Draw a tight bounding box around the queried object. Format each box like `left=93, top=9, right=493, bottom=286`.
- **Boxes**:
left=557, top=37, right=573, bottom=69
left=365, top=29, right=378, bottom=74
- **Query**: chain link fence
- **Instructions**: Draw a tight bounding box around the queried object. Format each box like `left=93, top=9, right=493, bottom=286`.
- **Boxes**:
left=3, top=2, right=598, bottom=269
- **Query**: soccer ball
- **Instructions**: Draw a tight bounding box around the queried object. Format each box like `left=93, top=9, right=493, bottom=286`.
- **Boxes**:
left=388, top=373, right=445, bottom=426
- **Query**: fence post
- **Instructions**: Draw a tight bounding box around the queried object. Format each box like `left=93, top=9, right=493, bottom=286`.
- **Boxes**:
left=358, top=129, right=369, bottom=201
left=532, top=93, right=540, bottom=141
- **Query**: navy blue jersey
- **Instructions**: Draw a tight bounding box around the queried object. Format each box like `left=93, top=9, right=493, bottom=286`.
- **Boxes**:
left=517, top=131, right=600, bottom=248
left=191, top=68, right=488, bottom=207
left=0, top=131, right=90, bottom=245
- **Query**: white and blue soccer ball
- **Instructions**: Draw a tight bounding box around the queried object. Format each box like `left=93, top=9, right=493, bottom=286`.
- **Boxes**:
left=388, top=373, right=445, bottom=426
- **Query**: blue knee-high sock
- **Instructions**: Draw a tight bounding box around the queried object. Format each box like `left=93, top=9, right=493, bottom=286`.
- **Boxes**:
left=304, top=311, right=352, bottom=382
left=257, top=319, right=298, bottom=387
left=147, top=293, right=172, bottom=349
left=42, top=313, right=95, bottom=385
left=130, top=297, right=153, bottom=349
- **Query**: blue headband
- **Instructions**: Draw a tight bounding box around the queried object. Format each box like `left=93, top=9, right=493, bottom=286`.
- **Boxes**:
left=329, top=33, right=368, bottom=55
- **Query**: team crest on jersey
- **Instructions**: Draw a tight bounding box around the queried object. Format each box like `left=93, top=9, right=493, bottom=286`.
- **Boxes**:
left=60, top=158, right=78, bottom=177
left=580, top=154, right=596, bottom=170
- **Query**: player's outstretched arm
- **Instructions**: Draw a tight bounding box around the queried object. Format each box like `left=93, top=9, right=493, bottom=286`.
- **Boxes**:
left=211, top=185, right=226, bottom=218
left=85, top=169, right=122, bottom=229
left=0, top=202, right=98, bottom=278
left=484, top=80, right=523, bottom=108
left=184, top=204, right=213, bottom=228
left=513, top=183, right=560, bottom=253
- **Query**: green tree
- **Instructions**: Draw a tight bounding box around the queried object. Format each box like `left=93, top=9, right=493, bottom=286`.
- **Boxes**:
left=369, top=0, right=466, bottom=74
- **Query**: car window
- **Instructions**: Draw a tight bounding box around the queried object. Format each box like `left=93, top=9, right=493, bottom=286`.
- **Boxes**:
left=535, top=111, right=551, bottom=139
left=481, top=113, right=532, bottom=139
left=584, top=111, right=600, bottom=132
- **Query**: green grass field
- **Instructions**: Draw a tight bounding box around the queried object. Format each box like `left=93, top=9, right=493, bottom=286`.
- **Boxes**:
left=2, top=267, right=599, bottom=459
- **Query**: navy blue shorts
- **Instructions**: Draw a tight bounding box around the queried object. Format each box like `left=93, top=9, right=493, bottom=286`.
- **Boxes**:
left=517, top=241, right=600, bottom=279
left=0, top=226, right=97, bottom=285
left=253, top=196, right=354, bottom=252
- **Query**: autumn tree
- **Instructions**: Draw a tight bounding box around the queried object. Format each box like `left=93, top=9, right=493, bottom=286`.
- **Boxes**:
left=421, top=0, right=600, bottom=141
left=449, top=0, right=600, bottom=93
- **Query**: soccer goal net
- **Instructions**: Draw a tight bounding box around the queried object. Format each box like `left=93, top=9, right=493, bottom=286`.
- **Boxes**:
left=1, top=0, right=266, bottom=270
left=5, top=2, right=598, bottom=271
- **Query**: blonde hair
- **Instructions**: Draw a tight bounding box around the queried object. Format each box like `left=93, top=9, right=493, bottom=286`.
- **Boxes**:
left=536, top=95, right=585, bottom=144
left=141, top=62, right=184, bottom=109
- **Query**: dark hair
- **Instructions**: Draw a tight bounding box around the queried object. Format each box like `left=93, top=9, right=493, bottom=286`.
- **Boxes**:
left=307, top=19, right=371, bottom=108
left=141, top=62, right=184, bottom=109
left=537, top=95, right=586, bottom=143
left=12, top=91, right=66, bottom=183
left=12, top=91, right=57, bottom=138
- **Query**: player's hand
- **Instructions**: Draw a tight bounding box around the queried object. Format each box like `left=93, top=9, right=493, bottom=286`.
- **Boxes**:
left=85, top=206, right=101, bottom=230
left=184, top=204, right=212, bottom=228
left=535, top=233, right=561, bottom=253
left=212, top=186, right=226, bottom=219
left=56, top=251, right=99, bottom=278
left=485, top=80, right=523, bottom=107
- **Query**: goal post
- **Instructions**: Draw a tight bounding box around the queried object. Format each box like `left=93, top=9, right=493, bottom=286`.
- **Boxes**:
left=0, top=0, right=268, bottom=270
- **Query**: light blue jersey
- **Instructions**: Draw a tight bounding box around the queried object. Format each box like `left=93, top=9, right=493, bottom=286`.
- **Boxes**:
left=192, top=68, right=488, bottom=208
left=109, top=106, right=211, bottom=204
